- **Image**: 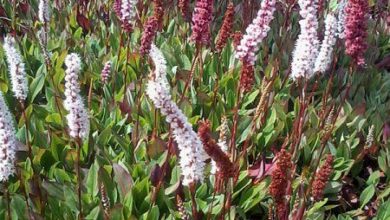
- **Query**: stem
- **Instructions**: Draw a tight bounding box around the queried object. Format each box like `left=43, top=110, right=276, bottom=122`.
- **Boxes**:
left=134, top=77, right=143, bottom=145
left=241, top=68, right=278, bottom=154
left=230, top=79, right=242, bottom=164
left=124, top=39, right=131, bottom=92
left=18, top=167, right=32, bottom=220
left=189, top=182, right=198, bottom=220
left=75, top=138, right=83, bottom=220
left=206, top=184, right=217, bottom=220
left=291, top=79, right=308, bottom=158
left=179, top=46, right=200, bottom=103
left=224, top=178, right=234, bottom=220
left=20, top=102, right=32, bottom=159
left=113, top=31, right=124, bottom=98
left=20, top=102, right=33, bottom=219
left=46, top=59, right=65, bottom=124
left=5, top=181, right=11, bottom=220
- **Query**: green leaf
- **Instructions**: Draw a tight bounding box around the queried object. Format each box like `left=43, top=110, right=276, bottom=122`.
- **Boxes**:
left=28, top=65, right=45, bottom=103
left=147, top=206, right=160, bottom=220
left=86, top=161, right=99, bottom=197
left=360, top=184, right=375, bottom=208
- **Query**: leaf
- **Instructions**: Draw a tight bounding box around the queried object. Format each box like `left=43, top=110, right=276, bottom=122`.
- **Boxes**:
left=85, top=206, right=101, bottom=220
left=147, top=206, right=160, bottom=220
left=360, top=184, right=375, bottom=208
left=45, top=113, right=62, bottom=125
left=164, top=180, right=180, bottom=195
left=28, top=65, right=45, bottom=103
left=11, top=194, right=27, bottom=219
left=41, top=180, right=65, bottom=201
left=306, top=199, right=328, bottom=217
left=113, top=163, right=133, bottom=196
left=86, top=161, right=99, bottom=197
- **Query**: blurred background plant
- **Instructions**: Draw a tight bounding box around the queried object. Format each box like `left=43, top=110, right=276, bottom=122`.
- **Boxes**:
left=0, top=0, right=389, bottom=219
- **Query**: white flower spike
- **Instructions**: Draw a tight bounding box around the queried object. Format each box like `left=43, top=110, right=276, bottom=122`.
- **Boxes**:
left=146, top=44, right=206, bottom=186
left=3, top=36, right=28, bottom=101
left=64, top=53, right=90, bottom=140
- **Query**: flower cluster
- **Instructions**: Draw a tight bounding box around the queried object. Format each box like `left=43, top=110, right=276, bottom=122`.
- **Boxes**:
left=345, top=0, right=368, bottom=66
left=312, top=154, right=333, bottom=201
left=314, top=14, right=337, bottom=73
left=114, top=0, right=122, bottom=18
left=239, top=61, right=255, bottom=92
left=114, top=0, right=137, bottom=32
left=101, top=61, right=111, bottom=84
left=235, top=0, right=276, bottom=65
left=290, top=0, right=320, bottom=80
left=365, top=125, right=375, bottom=147
left=197, top=120, right=234, bottom=179
left=232, top=31, right=243, bottom=50
left=269, top=149, right=292, bottom=220
left=0, top=92, right=17, bottom=182
left=38, top=0, right=50, bottom=23
left=37, top=0, right=51, bottom=64
left=3, top=36, right=28, bottom=102
left=190, top=0, right=213, bottom=45
left=64, top=53, right=90, bottom=140
left=215, top=3, right=235, bottom=53
left=146, top=44, right=206, bottom=186
left=178, top=0, right=190, bottom=20
left=100, top=183, right=110, bottom=217
left=140, top=17, right=158, bottom=56
left=176, top=194, right=189, bottom=220
left=337, top=0, right=347, bottom=39
left=152, top=0, right=164, bottom=29
left=211, top=116, right=229, bottom=174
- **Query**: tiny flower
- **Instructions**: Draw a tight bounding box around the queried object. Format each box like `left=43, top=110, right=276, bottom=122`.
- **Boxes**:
left=197, top=120, right=234, bottom=179
left=2, top=36, right=28, bottom=102
left=64, top=53, right=90, bottom=140
left=38, top=0, right=50, bottom=23
left=178, top=0, right=190, bottom=20
left=152, top=0, right=164, bottom=29
left=0, top=92, right=17, bottom=182
left=211, top=116, right=229, bottom=174
left=113, top=0, right=122, bottom=18
left=146, top=44, right=206, bottom=186
left=314, top=13, right=338, bottom=73
left=290, top=0, right=320, bottom=80
left=269, top=149, right=292, bottom=220
left=239, top=60, right=255, bottom=92
left=235, top=0, right=276, bottom=65
left=345, top=0, right=369, bottom=66
left=190, top=0, right=214, bottom=46
left=232, top=31, right=243, bottom=50
left=365, top=125, right=375, bottom=147
left=115, top=0, right=137, bottom=32
left=100, top=183, right=110, bottom=217
left=215, top=3, right=235, bottom=53
left=312, top=154, right=333, bottom=201
left=337, top=0, right=347, bottom=39
left=139, top=16, right=158, bottom=56
left=176, top=194, right=189, bottom=220
left=101, top=61, right=111, bottom=84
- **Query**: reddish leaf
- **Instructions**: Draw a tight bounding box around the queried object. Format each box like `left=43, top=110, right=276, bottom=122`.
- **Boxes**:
left=19, top=1, right=29, bottom=14
left=150, top=164, right=162, bottom=187
left=383, top=122, right=390, bottom=144
left=248, top=158, right=274, bottom=183
left=76, top=11, right=91, bottom=33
